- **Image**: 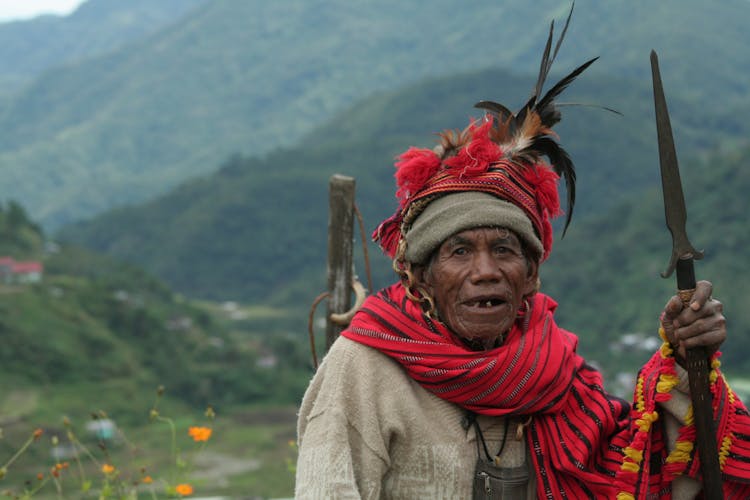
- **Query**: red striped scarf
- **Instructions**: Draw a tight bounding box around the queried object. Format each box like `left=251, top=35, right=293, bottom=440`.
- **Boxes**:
left=341, top=283, right=750, bottom=499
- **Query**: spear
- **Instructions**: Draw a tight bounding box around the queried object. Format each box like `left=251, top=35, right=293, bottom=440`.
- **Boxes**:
left=651, top=50, right=723, bottom=498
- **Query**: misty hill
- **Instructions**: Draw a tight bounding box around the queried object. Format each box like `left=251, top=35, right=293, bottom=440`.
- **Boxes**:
left=542, top=141, right=750, bottom=373
left=57, top=60, right=748, bottom=306
left=0, top=0, right=206, bottom=96
left=0, top=0, right=748, bottom=229
left=0, top=203, right=308, bottom=422
left=0, top=203, right=309, bottom=496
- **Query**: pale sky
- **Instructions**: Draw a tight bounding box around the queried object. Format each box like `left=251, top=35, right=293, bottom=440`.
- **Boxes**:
left=0, top=0, right=85, bottom=21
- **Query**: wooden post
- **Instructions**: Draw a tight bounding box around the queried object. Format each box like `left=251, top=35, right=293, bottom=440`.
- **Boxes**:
left=326, top=175, right=356, bottom=351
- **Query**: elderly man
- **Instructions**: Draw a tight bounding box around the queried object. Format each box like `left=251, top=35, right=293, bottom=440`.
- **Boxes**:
left=294, top=25, right=750, bottom=500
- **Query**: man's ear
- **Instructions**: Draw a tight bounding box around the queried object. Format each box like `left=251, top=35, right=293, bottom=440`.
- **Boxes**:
left=411, top=264, right=431, bottom=292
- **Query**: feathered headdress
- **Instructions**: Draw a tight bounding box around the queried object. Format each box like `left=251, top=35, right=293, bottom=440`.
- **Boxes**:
left=374, top=3, right=594, bottom=263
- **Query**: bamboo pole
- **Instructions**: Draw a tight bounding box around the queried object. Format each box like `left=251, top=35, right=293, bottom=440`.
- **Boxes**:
left=325, top=175, right=356, bottom=351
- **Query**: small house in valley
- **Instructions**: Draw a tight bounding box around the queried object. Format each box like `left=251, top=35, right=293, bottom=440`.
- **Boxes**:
left=0, top=256, right=43, bottom=284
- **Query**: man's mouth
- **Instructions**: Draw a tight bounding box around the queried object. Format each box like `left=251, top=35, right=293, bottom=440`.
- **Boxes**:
left=465, top=297, right=506, bottom=309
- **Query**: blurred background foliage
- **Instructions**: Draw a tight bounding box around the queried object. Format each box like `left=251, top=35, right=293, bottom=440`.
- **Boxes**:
left=0, top=0, right=749, bottom=497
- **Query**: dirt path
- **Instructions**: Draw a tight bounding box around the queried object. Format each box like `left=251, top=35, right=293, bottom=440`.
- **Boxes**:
left=192, top=451, right=261, bottom=488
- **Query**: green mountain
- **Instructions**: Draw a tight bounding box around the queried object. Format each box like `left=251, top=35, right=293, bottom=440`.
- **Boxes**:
left=0, top=203, right=308, bottom=499
left=0, top=203, right=309, bottom=424
left=0, top=0, right=207, bottom=97
left=0, top=0, right=747, bottom=229
left=58, top=63, right=750, bottom=383
left=57, top=63, right=744, bottom=303
left=543, top=142, right=750, bottom=374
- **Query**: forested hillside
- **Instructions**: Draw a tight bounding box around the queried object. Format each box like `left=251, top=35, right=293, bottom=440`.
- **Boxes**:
left=57, top=64, right=742, bottom=305
left=16, top=3, right=750, bottom=496
left=0, top=0, right=206, bottom=96
left=3, top=0, right=749, bottom=390
left=0, top=0, right=747, bottom=228
left=58, top=65, right=750, bottom=379
left=543, top=143, right=750, bottom=373
left=0, top=202, right=308, bottom=422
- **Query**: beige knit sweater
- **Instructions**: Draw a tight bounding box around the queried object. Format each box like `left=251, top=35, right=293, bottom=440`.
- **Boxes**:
left=295, top=336, right=699, bottom=499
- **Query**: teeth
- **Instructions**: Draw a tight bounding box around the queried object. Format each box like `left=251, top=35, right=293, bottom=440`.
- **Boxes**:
left=471, top=301, right=495, bottom=308
left=469, top=300, right=499, bottom=308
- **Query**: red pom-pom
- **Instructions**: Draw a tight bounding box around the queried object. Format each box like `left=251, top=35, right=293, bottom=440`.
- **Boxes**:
left=444, top=119, right=503, bottom=176
left=394, top=147, right=441, bottom=204
left=521, top=164, right=561, bottom=260
left=523, top=164, right=561, bottom=218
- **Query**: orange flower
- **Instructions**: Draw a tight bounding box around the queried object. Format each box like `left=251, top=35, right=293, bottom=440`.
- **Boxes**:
left=32, top=428, right=44, bottom=441
left=142, top=475, right=153, bottom=484
left=188, top=426, right=212, bottom=442
left=101, top=464, right=115, bottom=474
left=175, top=483, right=193, bottom=496
left=36, top=472, right=44, bottom=481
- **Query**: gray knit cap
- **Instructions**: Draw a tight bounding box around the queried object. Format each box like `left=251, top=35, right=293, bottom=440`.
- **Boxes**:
left=404, top=192, right=543, bottom=264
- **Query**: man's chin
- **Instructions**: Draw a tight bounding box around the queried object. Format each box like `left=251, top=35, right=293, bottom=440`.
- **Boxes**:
left=456, top=329, right=508, bottom=350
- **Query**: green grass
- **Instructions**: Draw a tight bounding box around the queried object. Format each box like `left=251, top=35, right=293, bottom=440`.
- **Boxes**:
left=0, top=399, right=298, bottom=499
left=204, top=407, right=298, bottom=498
left=0, top=218, right=305, bottom=498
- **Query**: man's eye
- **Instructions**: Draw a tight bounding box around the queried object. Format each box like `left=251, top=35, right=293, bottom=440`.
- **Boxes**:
left=494, top=245, right=519, bottom=257
left=452, top=247, right=468, bottom=256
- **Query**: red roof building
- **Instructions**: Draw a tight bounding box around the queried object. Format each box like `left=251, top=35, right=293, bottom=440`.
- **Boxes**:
left=0, top=257, right=43, bottom=284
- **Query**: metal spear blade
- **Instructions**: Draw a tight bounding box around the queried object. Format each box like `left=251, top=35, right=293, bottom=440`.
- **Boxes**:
left=650, top=50, right=703, bottom=278
left=651, top=50, right=723, bottom=499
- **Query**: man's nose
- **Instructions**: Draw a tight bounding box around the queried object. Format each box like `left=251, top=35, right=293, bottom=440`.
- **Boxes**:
left=470, top=251, right=501, bottom=282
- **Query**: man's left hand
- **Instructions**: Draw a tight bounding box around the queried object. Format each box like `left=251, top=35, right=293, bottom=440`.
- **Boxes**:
left=660, top=280, right=726, bottom=364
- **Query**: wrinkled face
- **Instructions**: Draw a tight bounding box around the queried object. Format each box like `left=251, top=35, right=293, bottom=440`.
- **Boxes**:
left=415, top=227, right=539, bottom=349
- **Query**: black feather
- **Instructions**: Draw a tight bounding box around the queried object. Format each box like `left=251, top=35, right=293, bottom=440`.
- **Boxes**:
left=472, top=2, right=594, bottom=238
left=556, top=102, right=623, bottom=116
left=533, top=20, right=555, bottom=105
left=532, top=2, right=575, bottom=107
left=551, top=2, right=574, bottom=68
left=524, top=136, right=576, bottom=235
left=474, top=100, right=517, bottom=136
left=535, top=57, right=598, bottom=126
left=474, top=100, right=515, bottom=124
